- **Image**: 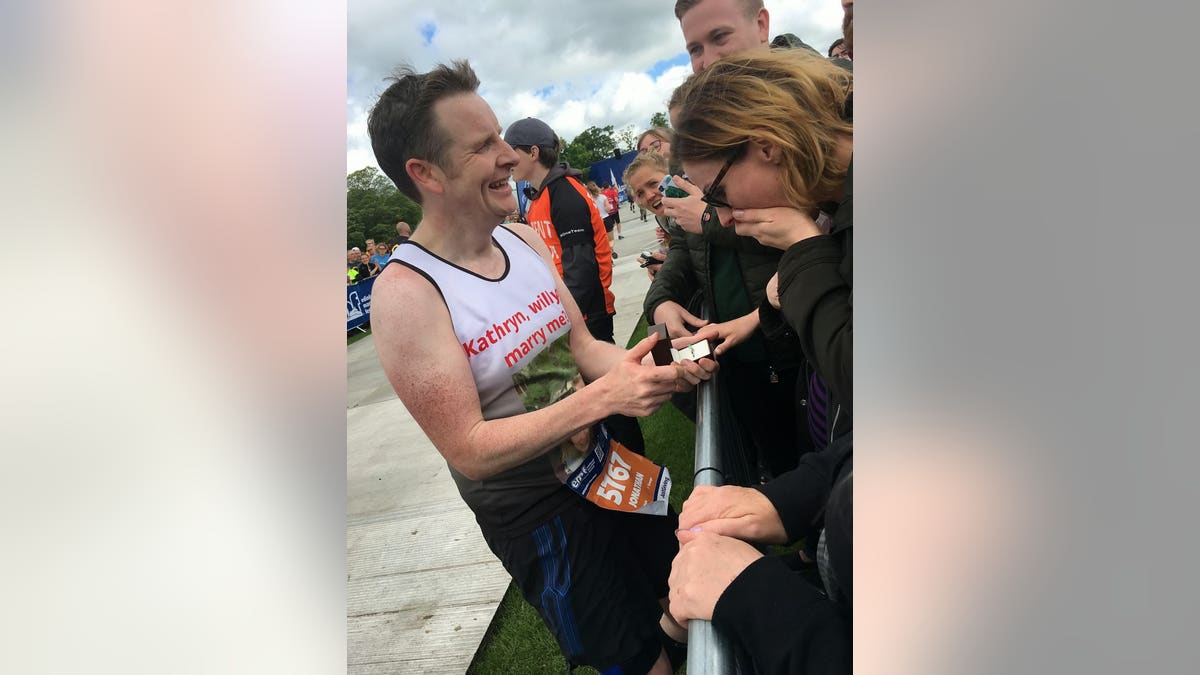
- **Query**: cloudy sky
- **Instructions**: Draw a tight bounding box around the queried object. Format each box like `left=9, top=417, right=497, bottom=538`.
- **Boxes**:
left=347, top=0, right=845, bottom=173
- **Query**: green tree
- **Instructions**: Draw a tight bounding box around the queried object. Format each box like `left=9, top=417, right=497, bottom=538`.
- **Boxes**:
left=560, top=125, right=617, bottom=172
left=347, top=165, right=394, bottom=193
left=649, top=111, right=669, bottom=128
left=346, top=166, right=422, bottom=248
left=616, top=125, right=637, bottom=153
left=367, top=222, right=397, bottom=245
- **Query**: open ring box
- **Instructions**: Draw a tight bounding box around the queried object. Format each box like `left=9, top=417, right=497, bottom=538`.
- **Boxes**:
left=669, top=340, right=712, bottom=363
left=648, top=322, right=713, bottom=365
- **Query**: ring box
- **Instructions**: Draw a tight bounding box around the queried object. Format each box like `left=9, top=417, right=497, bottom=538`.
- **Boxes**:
left=670, top=340, right=712, bottom=363
left=648, top=323, right=674, bottom=366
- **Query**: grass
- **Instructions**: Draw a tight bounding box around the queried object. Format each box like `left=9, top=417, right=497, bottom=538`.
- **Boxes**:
left=468, top=314, right=696, bottom=675
left=348, top=326, right=372, bottom=345
left=468, top=584, right=582, bottom=675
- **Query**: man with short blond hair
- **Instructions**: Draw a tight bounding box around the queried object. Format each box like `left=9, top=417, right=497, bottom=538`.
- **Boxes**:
left=676, top=0, right=819, bottom=73
left=676, top=0, right=768, bottom=72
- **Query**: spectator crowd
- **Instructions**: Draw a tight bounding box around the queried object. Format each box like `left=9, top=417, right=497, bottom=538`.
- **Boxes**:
left=347, top=220, right=412, bottom=285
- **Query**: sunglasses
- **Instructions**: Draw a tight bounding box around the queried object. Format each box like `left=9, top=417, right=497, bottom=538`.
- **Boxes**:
left=700, top=145, right=746, bottom=210
left=639, top=138, right=663, bottom=153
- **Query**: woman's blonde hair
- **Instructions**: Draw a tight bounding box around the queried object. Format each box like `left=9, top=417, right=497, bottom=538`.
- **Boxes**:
left=585, top=180, right=601, bottom=196
left=671, top=49, right=852, bottom=208
left=622, top=150, right=670, bottom=186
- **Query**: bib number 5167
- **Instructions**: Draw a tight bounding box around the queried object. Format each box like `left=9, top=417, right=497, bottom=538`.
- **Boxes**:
left=596, top=449, right=632, bottom=505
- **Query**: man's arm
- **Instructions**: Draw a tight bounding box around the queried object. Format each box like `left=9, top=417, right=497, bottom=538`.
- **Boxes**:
left=371, top=261, right=680, bottom=481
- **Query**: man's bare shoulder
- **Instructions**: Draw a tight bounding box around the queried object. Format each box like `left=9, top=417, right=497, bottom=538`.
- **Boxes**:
left=371, top=260, right=443, bottom=314
left=500, top=222, right=554, bottom=264
left=370, top=259, right=460, bottom=393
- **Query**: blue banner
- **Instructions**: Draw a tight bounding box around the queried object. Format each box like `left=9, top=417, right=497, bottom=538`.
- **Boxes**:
left=516, top=179, right=532, bottom=217
left=588, top=153, right=638, bottom=195
left=347, top=275, right=377, bottom=330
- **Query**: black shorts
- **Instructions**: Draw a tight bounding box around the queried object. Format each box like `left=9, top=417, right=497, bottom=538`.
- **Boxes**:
left=481, top=496, right=679, bottom=672
left=603, top=214, right=617, bottom=232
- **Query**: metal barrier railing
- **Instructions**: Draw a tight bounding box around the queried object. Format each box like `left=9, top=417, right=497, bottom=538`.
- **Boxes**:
left=687, top=364, right=738, bottom=675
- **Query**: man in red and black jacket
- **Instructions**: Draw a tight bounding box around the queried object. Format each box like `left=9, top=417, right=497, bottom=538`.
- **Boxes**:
left=505, top=117, right=645, bottom=456
left=506, top=117, right=617, bottom=342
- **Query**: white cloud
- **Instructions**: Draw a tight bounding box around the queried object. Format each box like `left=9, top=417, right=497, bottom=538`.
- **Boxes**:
left=348, top=0, right=845, bottom=173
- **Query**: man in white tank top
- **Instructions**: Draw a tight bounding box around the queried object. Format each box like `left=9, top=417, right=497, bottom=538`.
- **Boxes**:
left=365, top=61, right=715, bottom=675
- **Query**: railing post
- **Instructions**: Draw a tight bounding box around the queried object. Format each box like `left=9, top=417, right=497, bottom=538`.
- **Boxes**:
left=687, top=365, right=738, bottom=675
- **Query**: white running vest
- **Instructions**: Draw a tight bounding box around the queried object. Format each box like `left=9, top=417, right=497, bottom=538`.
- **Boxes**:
left=389, top=225, right=579, bottom=530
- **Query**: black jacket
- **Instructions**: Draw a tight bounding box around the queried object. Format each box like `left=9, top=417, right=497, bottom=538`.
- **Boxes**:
left=713, top=435, right=854, bottom=675
left=777, top=161, right=853, bottom=408
left=713, top=556, right=851, bottom=675
left=528, top=163, right=613, bottom=320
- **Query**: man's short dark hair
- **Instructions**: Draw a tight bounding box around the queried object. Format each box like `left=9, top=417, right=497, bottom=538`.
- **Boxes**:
left=535, top=142, right=560, bottom=168
left=367, top=60, right=480, bottom=204
left=674, top=0, right=763, bottom=21
left=828, top=37, right=845, bottom=57
left=513, top=143, right=561, bottom=169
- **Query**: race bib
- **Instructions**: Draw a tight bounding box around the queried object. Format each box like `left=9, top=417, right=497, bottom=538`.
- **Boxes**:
left=561, top=423, right=671, bottom=515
